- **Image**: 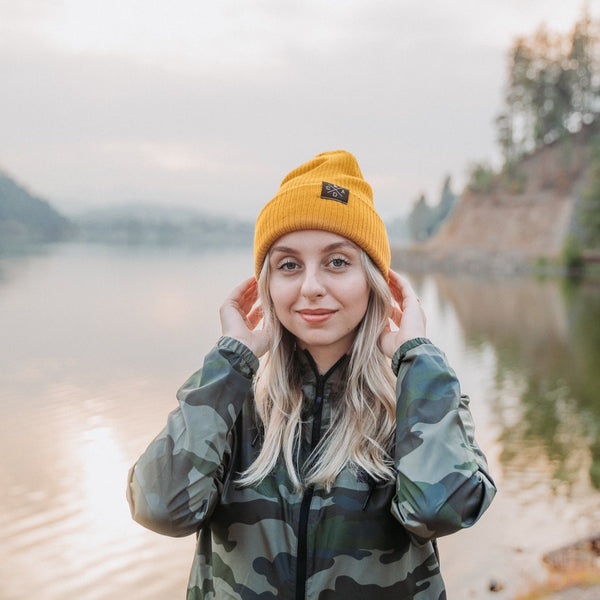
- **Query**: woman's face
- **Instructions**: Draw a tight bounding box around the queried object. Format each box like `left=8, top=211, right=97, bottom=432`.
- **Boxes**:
left=268, top=230, right=370, bottom=371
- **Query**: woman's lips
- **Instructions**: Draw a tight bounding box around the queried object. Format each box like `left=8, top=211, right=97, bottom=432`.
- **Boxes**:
left=297, top=309, right=336, bottom=323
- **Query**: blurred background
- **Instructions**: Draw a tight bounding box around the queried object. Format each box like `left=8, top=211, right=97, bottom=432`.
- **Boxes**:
left=1, top=1, right=600, bottom=598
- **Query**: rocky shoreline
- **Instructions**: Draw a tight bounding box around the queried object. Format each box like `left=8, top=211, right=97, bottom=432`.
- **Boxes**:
left=511, top=534, right=600, bottom=599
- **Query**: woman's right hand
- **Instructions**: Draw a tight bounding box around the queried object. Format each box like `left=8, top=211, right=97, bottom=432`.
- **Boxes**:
left=219, top=277, right=271, bottom=358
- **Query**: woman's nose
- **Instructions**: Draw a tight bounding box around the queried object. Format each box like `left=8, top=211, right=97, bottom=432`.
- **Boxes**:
left=300, top=267, right=326, bottom=298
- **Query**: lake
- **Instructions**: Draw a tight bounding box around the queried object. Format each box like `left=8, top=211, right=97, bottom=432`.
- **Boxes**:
left=0, top=242, right=599, bottom=599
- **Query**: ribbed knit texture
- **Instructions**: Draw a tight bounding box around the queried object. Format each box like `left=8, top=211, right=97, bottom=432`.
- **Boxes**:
left=253, top=150, right=390, bottom=279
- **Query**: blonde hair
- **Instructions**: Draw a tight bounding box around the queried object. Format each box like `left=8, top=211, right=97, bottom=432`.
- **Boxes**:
left=237, top=251, right=396, bottom=491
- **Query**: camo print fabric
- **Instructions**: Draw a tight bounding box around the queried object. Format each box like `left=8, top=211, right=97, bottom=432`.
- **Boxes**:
left=127, top=336, right=496, bottom=599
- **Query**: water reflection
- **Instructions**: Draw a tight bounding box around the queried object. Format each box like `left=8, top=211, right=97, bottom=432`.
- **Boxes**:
left=80, top=425, right=130, bottom=537
left=0, top=244, right=248, bottom=600
left=421, top=272, right=600, bottom=598
left=432, top=274, right=600, bottom=493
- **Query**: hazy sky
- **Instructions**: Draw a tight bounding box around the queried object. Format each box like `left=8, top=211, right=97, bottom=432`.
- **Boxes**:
left=1, top=0, right=599, bottom=220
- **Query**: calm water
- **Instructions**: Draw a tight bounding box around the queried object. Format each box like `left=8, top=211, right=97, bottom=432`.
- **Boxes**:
left=1, top=243, right=599, bottom=599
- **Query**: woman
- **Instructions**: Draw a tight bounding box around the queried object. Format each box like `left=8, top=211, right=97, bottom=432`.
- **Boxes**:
left=127, top=150, right=496, bottom=599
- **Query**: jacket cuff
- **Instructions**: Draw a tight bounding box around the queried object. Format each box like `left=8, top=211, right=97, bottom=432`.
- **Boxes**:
left=391, top=337, right=433, bottom=375
left=217, top=336, right=260, bottom=378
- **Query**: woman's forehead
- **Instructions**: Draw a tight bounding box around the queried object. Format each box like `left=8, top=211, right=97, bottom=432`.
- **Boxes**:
left=269, top=230, right=360, bottom=254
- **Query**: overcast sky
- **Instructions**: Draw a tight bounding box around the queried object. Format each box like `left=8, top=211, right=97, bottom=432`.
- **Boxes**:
left=1, top=0, right=599, bottom=220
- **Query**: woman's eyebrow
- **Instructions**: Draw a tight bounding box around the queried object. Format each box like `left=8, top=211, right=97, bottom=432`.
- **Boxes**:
left=270, top=241, right=358, bottom=255
left=322, top=241, right=358, bottom=252
left=269, top=245, right=296, bottom=255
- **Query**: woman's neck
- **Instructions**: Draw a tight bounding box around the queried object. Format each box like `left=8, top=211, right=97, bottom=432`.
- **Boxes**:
left=300, top=347, right=348, bottom=375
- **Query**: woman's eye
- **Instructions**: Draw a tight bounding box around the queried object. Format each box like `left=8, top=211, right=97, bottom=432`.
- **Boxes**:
left=329, top=257, right=350, bottom=268
left=277, top=260, right=299, bottom=271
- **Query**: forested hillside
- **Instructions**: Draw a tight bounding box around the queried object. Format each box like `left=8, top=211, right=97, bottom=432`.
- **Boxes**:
left=0, top=170, right=254, bottom=248
left=397, top=8, right=600, bottom=273
left=423, top=124, right=596, bottom=271
left=0, top=171, right=72, bottom=243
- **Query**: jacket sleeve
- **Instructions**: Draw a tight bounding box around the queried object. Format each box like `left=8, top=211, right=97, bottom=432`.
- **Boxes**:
left=390, top=338, right=496, bottom=543
left=126, top=336, right=258, bottom=537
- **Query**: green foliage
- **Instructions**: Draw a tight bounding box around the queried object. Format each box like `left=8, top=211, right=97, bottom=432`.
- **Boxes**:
left=495, top=112, right=517, bottom=165
left=435, top=176, right=456, bottom=226
left=500, top=162, right=527, bottom=194
left=466, top=162, right=496, bottom=193
left=497, top=7, right=598, bottom=166
left=407, top=194, right=433, bottom=242
left=591, top=442, right=600, bottom=489
left=580, top=133, right=600, bottom=247
left=562, top=234, right=585, bottom=272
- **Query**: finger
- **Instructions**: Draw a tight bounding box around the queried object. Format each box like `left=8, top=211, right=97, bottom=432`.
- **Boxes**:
left=238, top=286, right=259, bottom=315
left=390, top=271, right=413, bottom=295
left=225, top=276, right=256, bottom=304
left=247, top=305, right=264, bottom=329
left=389, top=305, right=403, bottom=327
left=387, top=270, right=406, bottom=304
left=237, top=277, right=258, bottom=301
left=391, top=272, right=420, bottom=309
left=231, top=278, right=258, bottom=313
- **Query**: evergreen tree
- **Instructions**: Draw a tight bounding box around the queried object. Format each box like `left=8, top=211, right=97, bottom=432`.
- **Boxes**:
left=406, top=177, right=457, bottom=242
left=504, top=36, right=536, bottom=158
left=497, top=8, right=599, bottom=166
left=407, top=194, right=433, bottom=242
left=435, top=176, right=456, bottom=226
left=569, top=6, right=597, bottom=125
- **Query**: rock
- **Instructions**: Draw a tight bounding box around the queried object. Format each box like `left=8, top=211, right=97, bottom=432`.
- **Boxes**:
left=543, top=534, right=600, bottom=572
left=488, top=578, right=505, bottom=592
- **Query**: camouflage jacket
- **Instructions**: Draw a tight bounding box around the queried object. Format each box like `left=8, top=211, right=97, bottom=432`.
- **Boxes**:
left=127, top=336, right=496, bottom=599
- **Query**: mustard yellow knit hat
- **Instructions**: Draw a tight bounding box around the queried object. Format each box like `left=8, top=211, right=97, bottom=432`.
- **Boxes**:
left=254, top=150, right=390, bottom=279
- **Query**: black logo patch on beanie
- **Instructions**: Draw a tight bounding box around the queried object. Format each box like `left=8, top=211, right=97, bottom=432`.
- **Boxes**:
left=321, top=182, right=349, bottom=204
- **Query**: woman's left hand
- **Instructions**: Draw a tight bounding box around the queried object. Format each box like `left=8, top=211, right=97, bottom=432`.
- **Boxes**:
left=379, top=270, right=427, bottom=358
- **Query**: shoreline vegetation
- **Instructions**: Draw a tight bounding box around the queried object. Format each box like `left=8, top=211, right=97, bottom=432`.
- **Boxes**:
left=396, top=7, right=600, bottom=281
left=391, top=119, right=600, bottom=281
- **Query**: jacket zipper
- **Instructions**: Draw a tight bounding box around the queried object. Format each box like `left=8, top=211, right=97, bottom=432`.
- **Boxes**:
left=295, top=353, right=346, bottom=600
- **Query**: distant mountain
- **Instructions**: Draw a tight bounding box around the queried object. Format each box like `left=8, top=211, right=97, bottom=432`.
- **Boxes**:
left=73, top=203, right=254, bottom=247
left=0, top=171, right=73, bottom=243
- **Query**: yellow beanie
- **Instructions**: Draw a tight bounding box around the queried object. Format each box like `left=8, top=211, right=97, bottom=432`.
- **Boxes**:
left=254, top=150, right=390, bottom=279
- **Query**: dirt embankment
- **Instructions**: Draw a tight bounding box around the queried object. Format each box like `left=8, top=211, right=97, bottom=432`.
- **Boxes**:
left=393, top=126, right=596, bottom=274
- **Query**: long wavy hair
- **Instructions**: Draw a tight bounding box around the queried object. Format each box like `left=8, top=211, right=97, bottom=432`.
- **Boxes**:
left=237, top=251, right=397, bottom=491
